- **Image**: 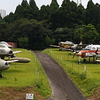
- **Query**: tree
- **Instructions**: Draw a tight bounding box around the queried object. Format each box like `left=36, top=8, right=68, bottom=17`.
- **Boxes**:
left=54, top=27, right=74, bottom=43
left=85, top=0, right=95, bottom=24
left=17, top=37, right=28, bottom=48
left=29, top=0, right=39, bottom=20
left=92, top=3, right=100, bottom=33
left=74, top=24, right=99, bottom=44
left=44, top=35, right=55, bottom=47
left=76, top=4, right=85, bottom=25
left=50, top=0, right=59, bottom=13
left=4, top=12, right=15, bottom=23
left=14, top=0, right=32, bottom=20
left=58, top=0, right=71, bottom=27
left=3, top=18, right=52, bottom=49
left=0, top=16, right=6, bottom=40
left=39, top=5, right=51, bottom=21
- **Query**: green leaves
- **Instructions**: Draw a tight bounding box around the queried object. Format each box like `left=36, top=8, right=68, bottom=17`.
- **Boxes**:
left=74, top=24, right=99, bottom=43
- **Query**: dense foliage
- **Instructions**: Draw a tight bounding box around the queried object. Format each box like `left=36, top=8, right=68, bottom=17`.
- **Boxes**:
left=0, top=0, right=100, bottom=49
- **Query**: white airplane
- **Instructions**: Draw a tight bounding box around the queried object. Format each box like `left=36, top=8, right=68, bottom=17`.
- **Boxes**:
left=76, top=44, right=100, bottom=62
left=0, top=41, right=12, bottom=48
left=77, top=45, right=100, bottom=58
left=0, top=59, right=18, bottom=78
left=0, top=44, right=21, bottom=59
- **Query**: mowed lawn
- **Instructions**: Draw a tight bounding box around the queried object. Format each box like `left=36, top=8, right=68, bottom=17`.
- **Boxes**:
left=42, top=48, right=100, bottom=97
left=0, top=49, right=36, bottom=87
left=0, top=49, right=51, bottom=99
left=0, top=49, right=50, bottom=93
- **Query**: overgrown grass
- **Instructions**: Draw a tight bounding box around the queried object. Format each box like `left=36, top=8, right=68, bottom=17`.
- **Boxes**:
left=42, top=48, right=100, bottom=97
left=0, top=48, right=51, bottom=98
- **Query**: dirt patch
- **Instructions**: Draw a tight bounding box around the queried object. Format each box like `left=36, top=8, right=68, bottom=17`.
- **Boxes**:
left=0, top=87, right=44, bottom=100
left=88, top=86, right=100, bottom=100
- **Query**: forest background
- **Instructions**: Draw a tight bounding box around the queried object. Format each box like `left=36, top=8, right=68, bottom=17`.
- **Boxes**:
left=0, top=0, right=100, bottom=50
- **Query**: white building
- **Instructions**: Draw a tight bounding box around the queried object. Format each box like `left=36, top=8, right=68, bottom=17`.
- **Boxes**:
left=0, top=9, right=6, bottom=18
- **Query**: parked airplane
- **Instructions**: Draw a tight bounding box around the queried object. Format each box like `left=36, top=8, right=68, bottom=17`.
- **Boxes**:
left=50, top=41, right=86, bottom=51
left=71, top=42, right=87, bottom=52
left=59, top=41, right=74, bottom=50
left=0, top=59, right=18, bottom=78
left=0, top=44, right=21, bottom=59
left=0, top=41, right=31, bottom=77
left=0, top=41, right=12, bottom=48
left=76, top=44, right=100, bottom=62
left=50, top=41, right=74, bottom=50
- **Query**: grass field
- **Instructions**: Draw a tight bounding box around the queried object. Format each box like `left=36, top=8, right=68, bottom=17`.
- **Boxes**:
left=1, top=48, right=100, bottom=98
left=0, top=48, right=50, bottom=98
left=42, top=48, right=100, bottom=97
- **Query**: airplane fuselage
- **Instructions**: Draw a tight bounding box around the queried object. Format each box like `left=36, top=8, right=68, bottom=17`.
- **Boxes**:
left=0, top=44, right=13, bottom=58
left=77, top=45, right=100, bottom=58
left=0, top=59, right=9, bottom=71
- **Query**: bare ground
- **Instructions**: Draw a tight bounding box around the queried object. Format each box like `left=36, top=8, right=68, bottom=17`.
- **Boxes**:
left=0, top=87, right=44, bottom=100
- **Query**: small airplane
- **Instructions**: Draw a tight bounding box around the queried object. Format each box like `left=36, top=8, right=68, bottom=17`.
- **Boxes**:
left=71, top=42, right=87, bottom=52
left=0, top=41, right=12, bottom=48
left=50, top=41, right=74, bottom=50
left=76, top=44, right=100, bottom=62
left=59, top=41, right=74, bottom=50
left=0, top=44, right=21, bottom=59
left=0, top=59, right=18, bottom=78
left=50, top=41, right=85, bottom=51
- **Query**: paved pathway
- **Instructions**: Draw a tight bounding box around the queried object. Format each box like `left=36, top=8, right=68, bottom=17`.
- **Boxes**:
left=35, top=52, right=88, bottom=100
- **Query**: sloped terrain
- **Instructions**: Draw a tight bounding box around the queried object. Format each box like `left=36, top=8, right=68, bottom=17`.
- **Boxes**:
left=35, top=51, right=87, bottom=100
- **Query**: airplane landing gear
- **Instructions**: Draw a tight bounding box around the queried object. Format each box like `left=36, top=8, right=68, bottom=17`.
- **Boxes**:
left=83, top=59, right=86, bottom=62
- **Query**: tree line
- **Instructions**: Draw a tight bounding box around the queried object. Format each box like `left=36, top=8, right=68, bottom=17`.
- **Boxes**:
left=0, top=0, right=100, bottom=49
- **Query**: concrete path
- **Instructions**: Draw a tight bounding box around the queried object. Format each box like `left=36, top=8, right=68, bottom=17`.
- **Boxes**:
left=35, top=52, right=88, bottom=100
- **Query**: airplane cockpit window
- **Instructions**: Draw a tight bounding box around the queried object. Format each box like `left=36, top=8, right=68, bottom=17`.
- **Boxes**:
left=85, top=46, right=91, bottom=50
left=92, top=47, right=95, bottom=50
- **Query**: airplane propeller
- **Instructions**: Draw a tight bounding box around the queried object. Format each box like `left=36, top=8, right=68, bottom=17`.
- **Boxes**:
left=95, top=47, right=98, bottom=54
left=72, top=50, right=79, bottom=58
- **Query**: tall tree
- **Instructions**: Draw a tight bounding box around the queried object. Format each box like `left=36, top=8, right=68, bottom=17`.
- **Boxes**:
left=74, top=24, right=99, bottom=44
left=58, top=0, right=76, bottom=28
left=50, top=0, right=59, bottom=13
left=15, top=5, right=23, bottom=19
left=29, top=0, right=39, bottom=20
left=4, top=18, right=52, bottom=49
left=4, top=12, right=15, bottom=23
left=49, top=0, right=59, bottom=29
left=15, top=0, right=32, bottom=19
left=92, top=3, right=100, bottom=33
left=21, top=0, right=28, bottom=7
left=39, top=5, right=51, bottom=21
left=76, top=4, right=85, bottom=25
left=54, top=27, right=74, bottom=42
left=85, top=0, right=95, bottom=24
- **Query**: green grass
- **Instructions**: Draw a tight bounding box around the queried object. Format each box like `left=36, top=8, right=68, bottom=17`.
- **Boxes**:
left=42, top=48, right=100, bottom=97
left=0, top=48, right=51, bottom=98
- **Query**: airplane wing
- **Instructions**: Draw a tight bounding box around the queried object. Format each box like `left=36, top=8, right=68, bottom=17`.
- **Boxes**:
left=13, top=51, right=21, bottom=54
left=50, top=45, right=60, bottom=48
left=6, top=60, right=19, bottom=63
